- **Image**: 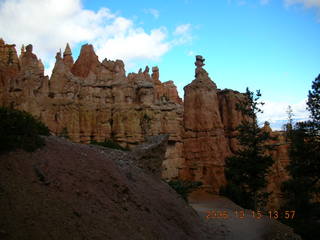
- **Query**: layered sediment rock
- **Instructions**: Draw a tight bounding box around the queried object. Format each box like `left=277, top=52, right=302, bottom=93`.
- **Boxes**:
left=262, top=122, right=290, bottom=208
left=0, top=39, right=20, bottom=104
left=0, top=40, right=183, bottom=179
left=217, top=89, right=247, bottom=153
left=0, top=40, right=290, bottom=204
left=180, top=56, right=231, bottom=193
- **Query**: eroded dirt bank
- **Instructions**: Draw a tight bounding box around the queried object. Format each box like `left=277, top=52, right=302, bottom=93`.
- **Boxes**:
left=0, top=136, right=218, bottom=240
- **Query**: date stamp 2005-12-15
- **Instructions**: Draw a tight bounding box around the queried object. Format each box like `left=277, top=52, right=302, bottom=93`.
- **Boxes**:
left=206, top=210, right=295, bottom=220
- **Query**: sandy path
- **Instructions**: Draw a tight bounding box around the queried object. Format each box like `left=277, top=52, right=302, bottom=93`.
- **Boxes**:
left=188, top=191, right=301, bottom=240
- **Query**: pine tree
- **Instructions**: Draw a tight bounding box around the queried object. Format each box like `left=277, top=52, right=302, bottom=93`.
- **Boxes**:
left=307, top=74, right=320, bottom=123
left=221, top=88, right=275, bottom=210
left=283, top=105, right=294, bottom=141
left=281, top=74, right=320, bottom=240
left=282, top=74, right=320, bottom=211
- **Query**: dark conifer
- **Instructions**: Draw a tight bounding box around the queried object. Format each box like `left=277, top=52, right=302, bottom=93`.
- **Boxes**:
left=222, top=88, right=274, bottom=210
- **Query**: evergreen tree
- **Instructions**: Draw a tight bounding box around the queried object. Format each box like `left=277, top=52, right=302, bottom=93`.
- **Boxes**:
left=307, top=74, right=320, bottom=123
left=221, top=88, right=275, bottom=210
left=283, top=105, right=294, bottom=141
left=281, top=74, right=320, bottom=240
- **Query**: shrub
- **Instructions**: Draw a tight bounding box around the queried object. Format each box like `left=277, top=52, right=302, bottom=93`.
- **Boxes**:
left=59, top=127, right=70, bottom=139
left=168, top=179, right=202, bottom=202
left=90, top=139, right=129, bottom=151
left=219, top=182, right=252, bottom=208
left=0, top=107, right=50, bottom=153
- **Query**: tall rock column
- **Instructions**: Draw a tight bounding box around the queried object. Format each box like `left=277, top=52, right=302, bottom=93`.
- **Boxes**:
left=217, top=89, right=247, bottom=153
left=0, top=39, right=20, bottom=105
left=63, top=43, right=74, bottom=69
left=181, top=56, right=231, bottom=192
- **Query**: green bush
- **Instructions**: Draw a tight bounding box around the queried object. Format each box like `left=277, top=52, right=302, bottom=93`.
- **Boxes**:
left=219, top=182, right=260, bottom=209
left=168, top=180, right=202, bottom=202
left=0, top=107, right=50, bottom=153
left=90, top=139, right=129, bottom=151
left=59, top=127, right=70, bottom=139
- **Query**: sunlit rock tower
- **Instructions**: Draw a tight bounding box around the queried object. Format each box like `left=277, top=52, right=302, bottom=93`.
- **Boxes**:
left=181, top=55, right=231, bottom=193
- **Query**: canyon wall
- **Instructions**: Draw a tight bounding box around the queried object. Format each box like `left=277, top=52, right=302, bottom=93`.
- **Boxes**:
left=0, top=39, right=289, bottom=206
left=0, top=39, right=183, bottom=179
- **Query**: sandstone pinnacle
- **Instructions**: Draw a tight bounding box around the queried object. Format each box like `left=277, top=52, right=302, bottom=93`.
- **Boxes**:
left=63, top=43, right=74, bottom=69
left=0, top=39, right=289, bottom=209
left=152, top=66, right=160, bottom=83
left=63, top=43, right=72, bottom=56
left=71, top=44, right=100, bottom=78
left=25, top=44, right=33, bottom=53
left=21, top=44, right=25, bottom=54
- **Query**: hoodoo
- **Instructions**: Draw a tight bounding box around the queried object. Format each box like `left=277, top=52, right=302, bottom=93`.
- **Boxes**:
left=0, top=40, right=290, bottom=207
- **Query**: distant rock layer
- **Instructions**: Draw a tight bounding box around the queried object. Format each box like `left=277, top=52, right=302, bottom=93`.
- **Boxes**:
left=0, top=40, right=289, bottom=207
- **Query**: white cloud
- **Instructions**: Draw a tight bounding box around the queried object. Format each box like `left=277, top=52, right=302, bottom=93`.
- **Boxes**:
left=226, top=0, right=248, bottom=6
left=173, top=24, right=193, bottom=45
left=95, top=27, right=170, bottom=62
left=144, top=8, right=160, bottom=19
left=0, top=0, right=111, bottom=60
left=0, top=0, right=190, bottom=74
left=258, top=99, right=309, bottom=129
left=174, top=24, right=191, bottom=35
left=284, top=0, right=320, bottom=22
left=260, top=0, right=271, bottom=5
left=285, top=0, right=320, bottom=8
left=238, top=0, right=247, bottom=5
left=187, top=50, right=195, bottom=56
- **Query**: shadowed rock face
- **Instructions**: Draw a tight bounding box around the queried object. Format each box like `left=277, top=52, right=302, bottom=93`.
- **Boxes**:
left=131, top=134, right=169, bottom=176
left=0, top=39, right=20, bottom=98
left=0, top=136, right=218, bottom=240
left=217, top=89, right=247, bottom=153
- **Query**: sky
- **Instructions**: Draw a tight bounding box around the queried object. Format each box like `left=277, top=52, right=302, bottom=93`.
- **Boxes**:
left=0, top=0, right=319, bottom=129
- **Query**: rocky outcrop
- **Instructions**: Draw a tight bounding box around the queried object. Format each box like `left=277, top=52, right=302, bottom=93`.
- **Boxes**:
left=1, top=41, right=49, bottom=114
left=0, top=39, right=20, bottom=104
left=262, top=122, right=290, bottom=208
left=71, top=44, right=100, bottom=78
left=0, top=40, right=291, bottom=206
left=131, top=134, right=169, bottom=176
left=152, top=66, right=183, bottom=104
left=0, top=40, right=183, bottom=180
left=180, top=56, right=231, bottom=193
left=180, top=56, right=289, bottom=200
left=63, top=43, right=74, bottom=69
left=217, top=89, right=247, bottom=153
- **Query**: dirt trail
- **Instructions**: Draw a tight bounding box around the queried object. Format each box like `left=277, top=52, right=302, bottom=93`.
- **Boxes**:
left=188, top=190, right=301, bottom=240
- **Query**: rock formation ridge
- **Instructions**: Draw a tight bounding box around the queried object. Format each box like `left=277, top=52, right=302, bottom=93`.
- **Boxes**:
left=0, top=39, right=289, bottom=207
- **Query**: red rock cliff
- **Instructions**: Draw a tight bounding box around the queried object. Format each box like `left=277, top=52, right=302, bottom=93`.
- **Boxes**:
left=180, top=56, right=231, bottom=193
left=0, top=40, right=183, bottom=180
left=0, top=41, right=290, bottom=205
